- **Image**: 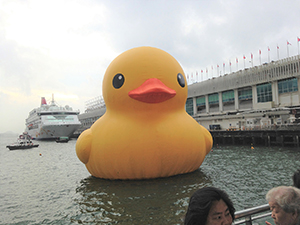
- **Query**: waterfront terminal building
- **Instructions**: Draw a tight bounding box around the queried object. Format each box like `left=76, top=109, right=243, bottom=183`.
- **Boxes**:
left=74, top=96, right=106, bottom=136
left=187, top=55, right=300, bottom=131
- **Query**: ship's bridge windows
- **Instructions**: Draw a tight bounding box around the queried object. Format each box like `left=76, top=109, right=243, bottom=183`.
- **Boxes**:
left=257, top=83, right=272, bottom=103
left=44, top=115, right=76, bottom=122
left=40, top=112, right=78, bottom=115
left=278, top=77, right=298, bottom=94
left=185, top=98, right=194, bottom=116
left=222, top=90, right=234, bottom=102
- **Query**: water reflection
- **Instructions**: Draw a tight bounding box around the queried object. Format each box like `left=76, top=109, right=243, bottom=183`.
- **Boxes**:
left=74, top=169, right=212, bottom=224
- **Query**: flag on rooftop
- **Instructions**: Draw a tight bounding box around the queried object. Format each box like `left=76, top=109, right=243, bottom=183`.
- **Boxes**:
left=297, top=37, right=300, bottom=55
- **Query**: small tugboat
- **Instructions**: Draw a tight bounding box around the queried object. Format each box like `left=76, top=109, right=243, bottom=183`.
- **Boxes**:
left=55, top=136, right=69, bottom=143
left=6, top=132, right=39, bottom=150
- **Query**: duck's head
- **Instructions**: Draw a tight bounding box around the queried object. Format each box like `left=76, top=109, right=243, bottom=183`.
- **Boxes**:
left=102, top=46, right=187, bottom=113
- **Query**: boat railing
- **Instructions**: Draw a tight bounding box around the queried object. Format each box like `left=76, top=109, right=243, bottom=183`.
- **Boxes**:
left=234, top=204, right=271, bottom=225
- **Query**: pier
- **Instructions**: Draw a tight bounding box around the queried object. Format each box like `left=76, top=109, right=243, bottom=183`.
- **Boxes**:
left=211, top=128, right=300, bottom=147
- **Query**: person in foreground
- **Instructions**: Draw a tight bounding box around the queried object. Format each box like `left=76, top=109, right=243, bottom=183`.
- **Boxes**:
left=293, top=169, right=300, bottom=188
left=266, top=186, right=300, bottom=225
left=184, top=187, right=235, bottom=225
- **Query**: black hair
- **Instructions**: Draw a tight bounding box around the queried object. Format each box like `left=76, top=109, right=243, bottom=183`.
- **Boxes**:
left=293, top=169, right=300, bottom=188
left=184, top=187, right=235, bottom=225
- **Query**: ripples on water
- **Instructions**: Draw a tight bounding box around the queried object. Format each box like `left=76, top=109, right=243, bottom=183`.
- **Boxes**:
left=0, top=134, right=299, bottom=224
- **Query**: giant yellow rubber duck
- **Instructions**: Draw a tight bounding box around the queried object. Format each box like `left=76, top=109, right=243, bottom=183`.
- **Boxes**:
left=76, top=46, right=213, bottom=180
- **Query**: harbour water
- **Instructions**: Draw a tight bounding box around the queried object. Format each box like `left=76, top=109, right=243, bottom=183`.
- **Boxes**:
left=1, top=134, right=299, bottom=224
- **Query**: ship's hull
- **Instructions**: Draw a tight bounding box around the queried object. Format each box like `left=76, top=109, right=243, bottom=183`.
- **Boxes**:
left=26, top=123, right=81, bottom=140
left=7, top=144, right=39, bottom=150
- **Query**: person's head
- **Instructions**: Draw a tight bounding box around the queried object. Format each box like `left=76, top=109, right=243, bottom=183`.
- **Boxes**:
left=184, top=187, right=235, bottom=225
left=266, top=186, right=300, bottom=225
left=293, top=169, right=300, bottom=188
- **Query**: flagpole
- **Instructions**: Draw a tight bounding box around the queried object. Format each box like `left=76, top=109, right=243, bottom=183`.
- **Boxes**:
left=277, top=45, right=279, bottom=60
left=259, top=50, right=261, bottom=65
left=229, top=60, right=232, bottom=73
left=268, top=47, right=270, bottom=63
left=297, top=37, right=300, bottom=55
left=243, top=55, right=246, bottom=69
left=251, top=53, right=253, bottom=67
left=287, top=41, right=290, bottom=57
left=236, top=58, right=238, bottom=71
left=217, top=65, right=219, bottom=77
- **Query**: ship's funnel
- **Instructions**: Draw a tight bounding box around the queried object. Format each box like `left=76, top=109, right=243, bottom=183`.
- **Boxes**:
left=41, top=97, right=47, bottom=106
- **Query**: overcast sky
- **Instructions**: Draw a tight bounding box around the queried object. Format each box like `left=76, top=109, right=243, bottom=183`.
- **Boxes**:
left=1, top=0, right=299, bottom=133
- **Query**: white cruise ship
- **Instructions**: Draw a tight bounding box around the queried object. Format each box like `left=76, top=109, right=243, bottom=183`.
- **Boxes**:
left=25, top=95, right=81, bottom=139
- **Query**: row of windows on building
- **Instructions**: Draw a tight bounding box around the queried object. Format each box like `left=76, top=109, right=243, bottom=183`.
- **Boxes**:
left=186, top=77, right=298, bottom=115
left=80, top=116, right=101, bottom=127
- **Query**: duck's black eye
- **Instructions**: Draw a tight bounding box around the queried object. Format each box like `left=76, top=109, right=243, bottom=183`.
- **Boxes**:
left=112, top=73, right=125, bottom=89
left=177, top=73, right=185, bottom=88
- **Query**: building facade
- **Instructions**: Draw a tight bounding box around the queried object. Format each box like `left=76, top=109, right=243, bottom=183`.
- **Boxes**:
left=186, top=55, right=300, bottom=130
left=74, top=96, right=106, bottom=136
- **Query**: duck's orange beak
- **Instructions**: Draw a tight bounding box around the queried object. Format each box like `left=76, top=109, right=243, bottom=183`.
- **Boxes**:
left=128, top=78, right=176, bottom=103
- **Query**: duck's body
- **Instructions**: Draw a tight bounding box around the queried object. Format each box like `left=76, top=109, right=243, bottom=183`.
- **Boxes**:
left=76, top=46, right=213, bottom=180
